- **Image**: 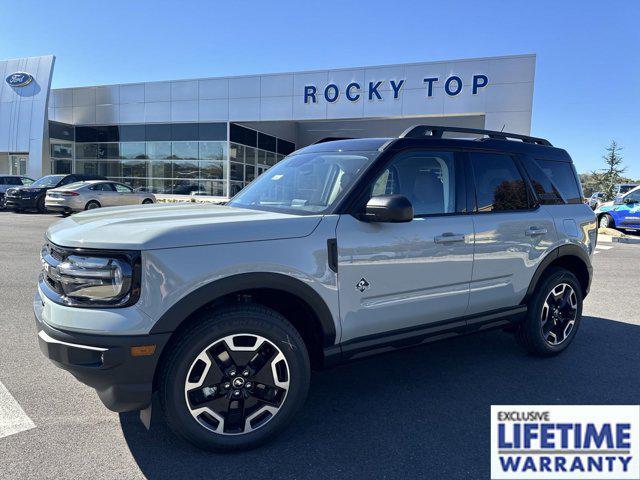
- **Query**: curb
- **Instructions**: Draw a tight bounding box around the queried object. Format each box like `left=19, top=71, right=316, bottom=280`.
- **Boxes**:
left=612, top=236, right=640, bottom=245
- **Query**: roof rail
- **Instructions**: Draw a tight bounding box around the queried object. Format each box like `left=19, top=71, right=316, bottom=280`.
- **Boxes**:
left=399, top=125, right=552, bottom=146
left=312, top=137, right=354, bottom=144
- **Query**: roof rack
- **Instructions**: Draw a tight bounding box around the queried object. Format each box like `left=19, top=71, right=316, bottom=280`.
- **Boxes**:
left=399, top=125, right=552, bottom=146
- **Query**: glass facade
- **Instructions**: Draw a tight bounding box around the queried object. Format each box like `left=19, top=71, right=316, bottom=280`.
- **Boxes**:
left=48, top=121, right=295, bottom=197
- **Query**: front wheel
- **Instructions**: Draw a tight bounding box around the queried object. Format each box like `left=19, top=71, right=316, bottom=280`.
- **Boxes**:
left=159, top=305, right=310, bottom=451
left=517, top=268, right=583, bottom=356
left=37, top=195, right=47, bottom=213
left=599, top=214, right=614, bottom=229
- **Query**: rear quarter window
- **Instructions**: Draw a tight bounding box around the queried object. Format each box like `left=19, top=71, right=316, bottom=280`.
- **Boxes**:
left=534, top=159, right=582, bottom=204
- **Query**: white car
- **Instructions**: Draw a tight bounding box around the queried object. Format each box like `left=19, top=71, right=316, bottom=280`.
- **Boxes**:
left=45, top=180, right=155, bottom=214
left=587, top=191, right=605, bottom=210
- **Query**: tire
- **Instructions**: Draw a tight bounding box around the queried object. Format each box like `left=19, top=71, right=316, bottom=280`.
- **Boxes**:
left=85, top=200, right=101, bottom=210
left=159, top=304, right=310, bottom=451
left=599, top=214, right=614, bottom=229
left=517, top=267, right=582, bottom=356
left=37, top=195, right=47, bottom=213
left=142, top=198, right=154, bottom=204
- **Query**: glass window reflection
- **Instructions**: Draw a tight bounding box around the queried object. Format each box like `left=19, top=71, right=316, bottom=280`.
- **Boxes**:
left=147, top=142, right=172, bottom=159
left=172, top=142, right=198, bottom=160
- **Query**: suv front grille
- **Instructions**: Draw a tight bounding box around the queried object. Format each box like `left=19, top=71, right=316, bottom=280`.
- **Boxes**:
left=41, top=243, right=65, bottom=296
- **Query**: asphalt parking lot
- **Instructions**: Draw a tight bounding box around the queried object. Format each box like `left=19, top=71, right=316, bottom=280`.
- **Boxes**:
left=1, top=211, right=639, bottom=480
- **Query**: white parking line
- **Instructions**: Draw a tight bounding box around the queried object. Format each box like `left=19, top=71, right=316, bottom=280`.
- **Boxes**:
left=596, top=245, right=613, bottom=250
left=0, top=381, right=35, bottom=440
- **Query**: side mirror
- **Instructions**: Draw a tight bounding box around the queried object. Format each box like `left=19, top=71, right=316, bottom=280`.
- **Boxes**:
left=361, top=194, right=413, bottom=223
left=614, top=196, right=624, bottom=205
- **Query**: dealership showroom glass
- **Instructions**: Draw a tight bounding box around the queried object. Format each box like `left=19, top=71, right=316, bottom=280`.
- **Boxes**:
left=0, top=54, right=535, bottom=197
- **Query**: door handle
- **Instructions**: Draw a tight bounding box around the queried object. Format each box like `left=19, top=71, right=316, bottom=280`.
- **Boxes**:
left=525, top=226, right=548, bottom=236
left=434, top=233, right=466, bottom=244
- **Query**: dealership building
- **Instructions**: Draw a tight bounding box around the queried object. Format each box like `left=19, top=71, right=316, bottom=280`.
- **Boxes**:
left=0, top=54, right=535, bottom=197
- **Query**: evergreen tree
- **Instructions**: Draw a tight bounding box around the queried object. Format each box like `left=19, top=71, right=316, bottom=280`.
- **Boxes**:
left=597, top=141, right=625, bottom=200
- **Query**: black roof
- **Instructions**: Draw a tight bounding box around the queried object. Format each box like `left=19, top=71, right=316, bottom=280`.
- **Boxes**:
left=296, top=125, right=571, bottom=162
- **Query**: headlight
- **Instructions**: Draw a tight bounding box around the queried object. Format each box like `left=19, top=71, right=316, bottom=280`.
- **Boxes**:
left=57, top=255, right=132, bottom=302
left=40, top=243, right=141, bottom=307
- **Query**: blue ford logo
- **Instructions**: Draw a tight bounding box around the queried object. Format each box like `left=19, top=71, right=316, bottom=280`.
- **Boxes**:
left=6, top=72, right=33, bottom=88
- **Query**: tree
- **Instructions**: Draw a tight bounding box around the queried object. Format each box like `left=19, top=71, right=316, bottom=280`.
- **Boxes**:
left=594, top=141, right=626, bottom=200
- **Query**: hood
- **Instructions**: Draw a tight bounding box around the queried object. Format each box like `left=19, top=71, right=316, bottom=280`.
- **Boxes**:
left=595, top=201, right=614, bottom=212
left=46, top=203, right=322, bottom=250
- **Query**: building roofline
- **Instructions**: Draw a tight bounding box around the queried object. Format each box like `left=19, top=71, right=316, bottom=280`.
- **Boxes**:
left=50, top=53, right=536, bottom=91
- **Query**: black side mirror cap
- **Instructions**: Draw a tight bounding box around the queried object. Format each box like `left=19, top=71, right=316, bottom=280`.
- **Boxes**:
left=361, top=194, right=414, bottom=223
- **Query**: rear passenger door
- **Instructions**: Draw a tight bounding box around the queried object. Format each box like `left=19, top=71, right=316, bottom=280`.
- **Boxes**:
left=466, top=151, right=556, bottom=316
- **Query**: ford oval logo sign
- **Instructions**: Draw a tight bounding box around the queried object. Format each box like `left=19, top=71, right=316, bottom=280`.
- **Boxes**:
left=6, top=72, right=33, bottom=88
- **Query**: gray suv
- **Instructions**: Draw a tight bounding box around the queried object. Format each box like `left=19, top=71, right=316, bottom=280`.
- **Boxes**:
left=34, top=126, right=596, bottom=451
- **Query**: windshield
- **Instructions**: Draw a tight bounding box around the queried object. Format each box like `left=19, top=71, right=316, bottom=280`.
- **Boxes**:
left=619, top=185, right=637, bottom=195
left=31, top=175, right=65, bottom=188
left=228, top=150, right=378, bottom=214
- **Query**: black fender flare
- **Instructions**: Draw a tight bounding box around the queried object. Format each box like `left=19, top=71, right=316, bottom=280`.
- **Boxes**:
left=149, top=272, right=336, bottom=347
left=521, top=244, right=593, bottom=304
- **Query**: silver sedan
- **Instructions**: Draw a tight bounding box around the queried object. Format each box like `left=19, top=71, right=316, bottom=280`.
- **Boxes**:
left=45, top=180, right=156, bottom=214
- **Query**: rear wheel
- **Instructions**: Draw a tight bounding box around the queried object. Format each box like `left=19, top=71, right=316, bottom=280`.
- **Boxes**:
left=159, top=305, right=310, bottom=451
left=85, top=200, right=101, bottom=210
left=517, top=268, right=582, bottom=356
left=599, top=214, right=614, bottom=229
left=142, top=198, right=154, bottom=204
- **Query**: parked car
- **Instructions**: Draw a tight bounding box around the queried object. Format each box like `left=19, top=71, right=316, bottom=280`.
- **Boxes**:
left=594, top=185, right=640, bottom=231
left=5, top=174, right=106, bottom=212
left=45, top=180, right=156, bottom=214
left=587, top=191, right=605, bottom=210
left=0, top=175, right=34, bottom=208
left=614, top=183, right=638, bottom=198
left=35, top=125, right=596, bottom=451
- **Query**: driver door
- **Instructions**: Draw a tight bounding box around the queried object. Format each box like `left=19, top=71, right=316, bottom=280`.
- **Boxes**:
left=113, top=182, right=135, bottom=205
left=336, top=149, right=474, bottom=344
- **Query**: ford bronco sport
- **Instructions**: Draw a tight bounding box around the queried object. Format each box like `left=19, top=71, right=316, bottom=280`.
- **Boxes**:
left=35, top=125, right=596, bottom=451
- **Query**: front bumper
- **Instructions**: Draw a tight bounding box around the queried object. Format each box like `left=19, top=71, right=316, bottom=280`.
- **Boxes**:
left=34, top=289, right=171, bottom=412
left=5, top=195, right=39, bottom=210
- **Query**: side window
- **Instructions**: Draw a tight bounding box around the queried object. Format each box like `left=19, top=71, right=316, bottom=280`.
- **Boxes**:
left=92, top=183, right=114, bottom=192
left=521, top=159, right=563, bottom=205
left=625, top=189, right=640, bottom=203
left=370, top=151, right=458, bottom=216
left=20, top=177, right=34, bottom=186
left=7, top=177, right=22, bottom=186
left=114, top=183, right=133, bottom=193
left=535, top=159, right=582, bottom=204
left=470, top=152, right=530, bottom=212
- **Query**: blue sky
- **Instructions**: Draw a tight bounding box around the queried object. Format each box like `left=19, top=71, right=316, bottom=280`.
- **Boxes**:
left=1, top=0, right=638, bottom=176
